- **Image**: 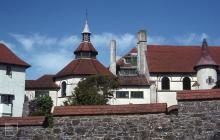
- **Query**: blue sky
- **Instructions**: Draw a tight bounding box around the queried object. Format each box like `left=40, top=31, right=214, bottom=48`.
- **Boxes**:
left=0, top=0, right=220, bottom=79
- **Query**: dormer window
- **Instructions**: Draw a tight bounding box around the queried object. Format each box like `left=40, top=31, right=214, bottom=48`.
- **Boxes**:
left=6, top=66, right=12, bottom=76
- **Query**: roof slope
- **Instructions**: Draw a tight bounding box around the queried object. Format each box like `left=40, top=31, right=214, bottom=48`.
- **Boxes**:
left=26, top=75, right=59, bottom=90
left=0, top=43, right=30, bottom=68
left=118, top=45, right=220, bottom=73
left=74, top=42, right=98, bottom=55
left=55, top=59, right=112, bottom=78
left=118, top=75, right=150, bottom=86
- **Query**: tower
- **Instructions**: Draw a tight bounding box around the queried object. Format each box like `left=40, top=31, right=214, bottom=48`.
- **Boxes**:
left=194, top=39, right=219, bottom=89
left=74, top=18, right=98, bottom=59
left=137, top=30, right=150, bottom=81
left=109, top=40, right=117, bottom=75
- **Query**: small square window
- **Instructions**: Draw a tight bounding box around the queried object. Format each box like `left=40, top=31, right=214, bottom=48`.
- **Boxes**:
left=131, top=91, right=144, bottom=98
left=116, top=91, right=129, bottom=98
left=6, top=66, right=12, bottom=76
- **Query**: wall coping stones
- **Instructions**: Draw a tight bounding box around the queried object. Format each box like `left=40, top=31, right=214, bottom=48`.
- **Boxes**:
left=0, top=116, right=46, bottom=126
left=53, top=103, right=167, bottom=116
left=177, top=89, right=220, bottom=101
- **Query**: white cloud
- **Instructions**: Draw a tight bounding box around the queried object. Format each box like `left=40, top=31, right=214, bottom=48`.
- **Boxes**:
left=174, top=33, right=209, bottom=45
left=7, top=32, right=219, bottom=79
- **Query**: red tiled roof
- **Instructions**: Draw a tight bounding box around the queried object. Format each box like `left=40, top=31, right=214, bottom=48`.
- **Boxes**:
left=53, top=103, right=167, bottom=116
left=0, top=43, right=30, bottom=68
left=177, top=89, right=220, bottom=101
left=26, top=75, right=59, bottom=90
left=55, top=59, right=112, bottom=78
left=74, top=42, right=98, bottom=54
left=118, top=75, right=150, bottom=86
left=117, top=45, right=220, bottom=73
left=0, top=116, right=46, bottom=126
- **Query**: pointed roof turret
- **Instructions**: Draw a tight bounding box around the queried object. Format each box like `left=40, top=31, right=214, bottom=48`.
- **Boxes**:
left=82, top=20, right=91, bottom=34
left=194, top=39, right=218, bottom=70
left=74, top=15, right=98, bottom=59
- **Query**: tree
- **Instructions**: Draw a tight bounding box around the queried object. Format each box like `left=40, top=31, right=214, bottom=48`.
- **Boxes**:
left=64, top=75, right=119, bottom=105
left=213, top=79, right=220, bottom=89
left=29, top=95, right=53, bottom=116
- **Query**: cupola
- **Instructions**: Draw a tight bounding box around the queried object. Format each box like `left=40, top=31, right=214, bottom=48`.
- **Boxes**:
left=74, top=19, right=98, bottom=59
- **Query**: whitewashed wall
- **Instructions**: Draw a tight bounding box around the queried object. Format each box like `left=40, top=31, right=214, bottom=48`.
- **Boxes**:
left=0, top=65, right=26, bottom=117
left=55, top=76, right=83, bottom=106
left=109, top=87, right=151, bottom=105
left=25, top=90, right=58, bottom=107
left=197, top=68, right=217, bottom=89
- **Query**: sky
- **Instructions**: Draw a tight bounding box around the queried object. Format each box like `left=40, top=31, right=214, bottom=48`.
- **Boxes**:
left=0, top=0, right=220, bottom=79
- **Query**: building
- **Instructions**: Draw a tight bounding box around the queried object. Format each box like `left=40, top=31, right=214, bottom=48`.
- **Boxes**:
left=25, top=20, right=116, bottom=106
left=115, top=30, right=220, bottom=106
left=0, top=43, right=30, bottom=117
left=25, top=21, right=220, bottom=107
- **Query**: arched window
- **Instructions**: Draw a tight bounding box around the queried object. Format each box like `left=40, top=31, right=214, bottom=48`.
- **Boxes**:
left=161, top=77, right=170, bottom=90
left=183, top=77, right=191, bottom=90
left=61, top=81, right=67, bottom=97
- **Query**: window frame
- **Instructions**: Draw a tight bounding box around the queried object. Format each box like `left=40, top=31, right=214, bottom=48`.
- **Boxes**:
left=161, top=77, right=170, bottom=90
left=35, top=90, right=49, bottom=98
left=116, top=91, right=129, bottom=99
left=6, top=66, right=12, bottom=76
left=130, top=91, right=144, bottom=99
left=61, top=81, right=67, bottom=97
left=183, top=77, right=191, bottom=90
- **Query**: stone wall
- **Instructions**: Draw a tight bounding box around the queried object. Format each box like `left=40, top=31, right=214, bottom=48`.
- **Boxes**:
left=0, top=99, right=219, bottom=140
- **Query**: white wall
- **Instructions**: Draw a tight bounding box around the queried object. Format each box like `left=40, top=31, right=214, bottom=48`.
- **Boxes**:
left=55, top=76, right=83, bottom=106
left=25, top=90, right=58, bottom=107
left=151, top=75, right=197, bottom=91
left=197, top=68, right=217, bottom=89
left=109, top=87, right=151, bottom=105
left=0, top=65, right=26, bottom=117
left=157, top=91, right=177, bottom=107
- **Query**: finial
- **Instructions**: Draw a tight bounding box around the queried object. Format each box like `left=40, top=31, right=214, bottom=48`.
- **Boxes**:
left=201, top=38, right=209, bottom=54
left=86, top=9, right=88, bottom=22
left=82, top=9, right=91, bottom=34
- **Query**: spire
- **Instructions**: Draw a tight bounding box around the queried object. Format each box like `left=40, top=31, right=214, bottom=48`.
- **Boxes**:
left=201, top=38, right=209, bottom=56
left=81, top=10, right=91, bottom=42
left=194, top=38, right=218, bottom=70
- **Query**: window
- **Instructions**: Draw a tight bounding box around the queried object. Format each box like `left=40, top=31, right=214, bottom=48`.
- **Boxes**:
left=35, top=90, right=49, bottom=98
left=125, top=57, right=131, bottom=64
left=0, top=95, right=14, bottom=104
left=183, top=77, right=191, bottom=90
left=161, top=77, right=170, bottom=90
left=116, top=91, right=129, bottom=98
left=206, top=76, right=214, bottom=85
left=6, top=66, right=12, bottom=76
left=131, top=91, right=144, bottom=98
left=61, top=81, right=67, bottom=97
left=120, top=69, right=137, bottom=76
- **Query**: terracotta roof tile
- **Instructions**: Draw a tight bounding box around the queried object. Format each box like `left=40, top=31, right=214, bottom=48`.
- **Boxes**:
left=55, top=59, right=112, bottom=78
left=118, top=45, right=220, bottom=73
left=0, top=43, right=30, bottom=68
left=118, top=75, right=150, bottom=86
left=177, top=89, right=220, bottom=101
left=0, top=116, right=46, bottom=126
left=53, top=103, right=167, bottom=116
left=74, top=42, right=98, bottom=54
left=26, top=75, right=59, bottom=90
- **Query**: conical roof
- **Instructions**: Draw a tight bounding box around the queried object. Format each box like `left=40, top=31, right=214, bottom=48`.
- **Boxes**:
left=194, top=39, right=218, bottom=69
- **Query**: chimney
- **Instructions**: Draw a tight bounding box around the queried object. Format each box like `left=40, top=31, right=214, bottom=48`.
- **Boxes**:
left=137, top=30, right=150, bottom=81
left=110, top=40, right=117, bottom=75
